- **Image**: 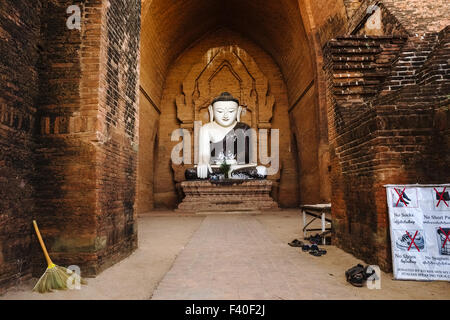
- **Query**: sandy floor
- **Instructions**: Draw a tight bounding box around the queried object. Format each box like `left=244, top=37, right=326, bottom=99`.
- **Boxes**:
left=1, top=210, right=449, bottom=300
left=255, top=211, right=450, bottom=300
left=2, top=214, right=204, bottom=300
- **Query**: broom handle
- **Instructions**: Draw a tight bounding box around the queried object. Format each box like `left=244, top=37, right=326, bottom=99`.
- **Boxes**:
left=32, top=220, right=54, bottom=267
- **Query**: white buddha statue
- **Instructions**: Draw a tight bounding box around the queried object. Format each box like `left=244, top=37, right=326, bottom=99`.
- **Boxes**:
left=185, top=92, right=267, bottom=180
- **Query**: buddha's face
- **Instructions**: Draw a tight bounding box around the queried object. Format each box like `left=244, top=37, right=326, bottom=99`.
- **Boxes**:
left=212, top=101, right=239, bottom=127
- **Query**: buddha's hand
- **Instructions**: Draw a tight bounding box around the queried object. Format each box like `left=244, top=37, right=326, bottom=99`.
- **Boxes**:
left=197, top=163, right=213, bottom=179
left=256, top=166, right=268, bottom=176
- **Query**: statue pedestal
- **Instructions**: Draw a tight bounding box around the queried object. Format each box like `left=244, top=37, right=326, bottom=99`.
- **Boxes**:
left=177, top=180, right=279, bottom=213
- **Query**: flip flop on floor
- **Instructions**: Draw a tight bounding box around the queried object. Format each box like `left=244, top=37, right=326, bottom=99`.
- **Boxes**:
left=307, top=247, right=327, bottom=257
left=288, top=239, right=304, bottom=247
left=309, top=250, right=323, bottom=257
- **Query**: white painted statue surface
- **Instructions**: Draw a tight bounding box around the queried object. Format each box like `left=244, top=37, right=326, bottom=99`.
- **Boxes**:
left=187, top=92, right=267, bottom=180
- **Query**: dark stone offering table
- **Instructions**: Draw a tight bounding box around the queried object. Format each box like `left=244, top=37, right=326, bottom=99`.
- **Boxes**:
left=176, top=179, right=279, bottom=213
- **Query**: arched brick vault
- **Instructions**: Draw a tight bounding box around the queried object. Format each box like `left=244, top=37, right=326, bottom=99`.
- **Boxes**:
left=138, top=0, right=450, bottom=273
left=141, top=0, right=309, bottom=103
left=0, top=0, right=350, bottom=293
left=1, top=0, right=447, bottom=293
left=137, top=0, right=351, bottom=211
left=155, top=29, right=299, bottom=208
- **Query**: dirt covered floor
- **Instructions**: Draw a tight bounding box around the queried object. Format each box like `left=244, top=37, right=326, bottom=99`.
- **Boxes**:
left=2, top=210, right=449, bottom=300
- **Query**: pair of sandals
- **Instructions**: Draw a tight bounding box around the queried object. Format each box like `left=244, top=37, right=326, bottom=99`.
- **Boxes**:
left=304, top=234, right=322, bottom=244
left=302, top=243, right=327, bottom=256
left=288, top=239, right=327, bottom=256
left=288, top=239, right=304, bottom=247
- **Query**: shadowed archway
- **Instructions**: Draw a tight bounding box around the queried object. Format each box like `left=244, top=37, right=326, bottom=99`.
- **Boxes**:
left=137, top=0, right=344, bottom=212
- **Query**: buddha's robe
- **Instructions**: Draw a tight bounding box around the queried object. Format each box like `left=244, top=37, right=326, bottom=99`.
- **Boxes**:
left=185, top=122, right=265, bottom=180
left=210, top=122, right=252, bottom=164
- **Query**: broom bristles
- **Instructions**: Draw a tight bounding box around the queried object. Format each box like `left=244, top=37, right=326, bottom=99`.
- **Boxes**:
left=33, top=265, right=87, bottom=293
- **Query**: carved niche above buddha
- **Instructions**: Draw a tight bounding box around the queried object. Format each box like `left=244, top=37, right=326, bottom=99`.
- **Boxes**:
left=175, top=45, right=275, bottom=130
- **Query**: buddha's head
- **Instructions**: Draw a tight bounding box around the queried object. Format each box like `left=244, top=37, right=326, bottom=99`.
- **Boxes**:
left=208, top=92, right=242, bottom=127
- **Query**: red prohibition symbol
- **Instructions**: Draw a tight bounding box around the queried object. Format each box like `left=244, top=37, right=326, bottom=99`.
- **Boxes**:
left=395, top=187, right=408, bottom=207
left=405, top=230, right=420, bottom=252
left=439, top=227, right=450, bottom=248
left=434, top=187, right=449, bottom=207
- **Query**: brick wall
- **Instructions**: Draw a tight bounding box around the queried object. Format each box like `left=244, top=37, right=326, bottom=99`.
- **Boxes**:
left=33, top=0, right=140, bottom=277
left=345, top=0, right=449, bottom=36
left=0, top=0, right=141, bottom=293
left=33, top=0, right=99, bottom=276
left=343, top=0, right=364, bottom=20
left=32, top=0, right=106, bottom=276
left=345, top=0, right=407, bottom=36
left=289, top=85, right=322, bottom=204
left=94, top=0, right=141, bottom=272
left=137, top=88, right=159, bottom=213
left=381, top=0, right=450, bottom=34
left=325, top=36, right=407, bottom=116
left=324, top=26, right=450, bottom=271
left=0, top=0, right=42, bottom=294
left=381, top=33, right=444, bottom=93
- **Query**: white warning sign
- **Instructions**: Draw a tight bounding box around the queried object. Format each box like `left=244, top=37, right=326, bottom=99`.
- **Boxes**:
left=385, top=184, right=450, bottom=281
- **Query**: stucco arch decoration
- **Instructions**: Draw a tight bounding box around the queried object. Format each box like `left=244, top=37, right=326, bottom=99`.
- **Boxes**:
left=175, top=45, right=275, bottom=130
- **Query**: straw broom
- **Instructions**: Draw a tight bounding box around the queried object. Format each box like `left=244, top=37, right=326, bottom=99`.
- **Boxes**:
left=32, top=220, right=86, bottom=293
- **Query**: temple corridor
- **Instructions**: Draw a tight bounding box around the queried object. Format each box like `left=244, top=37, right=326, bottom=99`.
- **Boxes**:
left=0, top=0, right=449, bottom=296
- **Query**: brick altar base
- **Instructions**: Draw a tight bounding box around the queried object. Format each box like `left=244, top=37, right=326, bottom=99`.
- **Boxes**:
left=177, top=180, right=279, bottom=212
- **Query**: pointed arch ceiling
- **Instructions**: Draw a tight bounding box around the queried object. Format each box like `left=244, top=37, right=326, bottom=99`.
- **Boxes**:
left=140, top=0, right=322, bottom=106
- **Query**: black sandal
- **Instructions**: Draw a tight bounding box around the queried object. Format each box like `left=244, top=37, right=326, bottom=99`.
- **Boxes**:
left=345, top=264, right=366, bottom=287
left=306, top=233, right=322, bottom=244
left=288, top=239, right=304, bottom=247
left=309, top=250, right=323, bottom=256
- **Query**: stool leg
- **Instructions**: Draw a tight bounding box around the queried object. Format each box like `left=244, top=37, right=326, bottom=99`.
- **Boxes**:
left=303, top=210, right=306, bottom=238
left=322, top=212, right=326, bottom=245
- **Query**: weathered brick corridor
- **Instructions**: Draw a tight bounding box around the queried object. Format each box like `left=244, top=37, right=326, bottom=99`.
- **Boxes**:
left=0, top=0, right=449, bottom=295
